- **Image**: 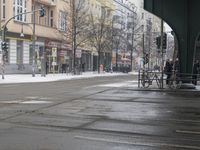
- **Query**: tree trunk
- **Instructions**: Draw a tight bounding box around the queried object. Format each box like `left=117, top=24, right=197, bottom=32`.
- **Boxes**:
left=98, top=50, right=100, bottom=74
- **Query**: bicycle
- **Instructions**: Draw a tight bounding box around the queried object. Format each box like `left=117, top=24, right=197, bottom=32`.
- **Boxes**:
left=141, top=71, right=161, bottom=88
left=168, top=70, right=182, bottom=89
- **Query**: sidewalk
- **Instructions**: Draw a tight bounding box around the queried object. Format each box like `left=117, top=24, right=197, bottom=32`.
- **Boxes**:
left=0, top=72, right=129, bottom=84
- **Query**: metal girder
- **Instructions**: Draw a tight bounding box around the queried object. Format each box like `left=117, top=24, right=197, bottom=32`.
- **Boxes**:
left=144, top=0, right=200, bottom=75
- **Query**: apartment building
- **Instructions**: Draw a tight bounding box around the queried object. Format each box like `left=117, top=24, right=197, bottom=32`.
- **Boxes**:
left=112, top=0, right=137, bottom=68
left=74, top=0, right=114, bottom=71
left=0, top=0, right=71, bottom=74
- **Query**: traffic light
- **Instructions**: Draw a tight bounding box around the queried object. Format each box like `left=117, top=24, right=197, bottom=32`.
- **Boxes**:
left=1, top=42, right=8, bottom=50
left=1, top=42, right=9, bottom=62
left=39, top=7, right=45, bottom=17
left=162, top=33, right=167, bottom=49
left=156, top=33, right=167, bottom=49
left=156, top=36, right=161, bottom=49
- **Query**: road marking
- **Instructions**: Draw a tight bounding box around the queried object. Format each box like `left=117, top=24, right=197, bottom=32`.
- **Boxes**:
left=176, top=130, right=200, bottom=135
left=75, top=135, right=200, bottom=150
left=97, top=80, right=138, bottom=88
left=21, top=100, right=52, bottom=104
left=0, top=100, right=23, bottom=104
left=0, top=100, right=52, bottom=104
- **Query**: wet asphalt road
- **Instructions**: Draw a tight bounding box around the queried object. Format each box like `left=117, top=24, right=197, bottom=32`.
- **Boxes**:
left=0, top=75, right=200, bottom=150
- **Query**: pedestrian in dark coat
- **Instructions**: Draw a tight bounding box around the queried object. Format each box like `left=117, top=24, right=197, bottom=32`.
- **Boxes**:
left=192, top=60, right=200, bottom=85
left=165, top=59, right=173, bottom=85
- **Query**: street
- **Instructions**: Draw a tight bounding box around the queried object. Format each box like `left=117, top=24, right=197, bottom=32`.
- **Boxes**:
left=0, top=75, right=200, bottom=150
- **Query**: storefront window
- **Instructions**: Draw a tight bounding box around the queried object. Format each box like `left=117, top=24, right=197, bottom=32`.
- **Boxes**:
left=17, top=40, right=23, bottom=65
left=29, top=44, right=45, bottom=66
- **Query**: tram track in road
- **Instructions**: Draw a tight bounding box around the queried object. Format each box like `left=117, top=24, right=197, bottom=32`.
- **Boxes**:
left=5, top=119, right=200, bottom=150
left=0, top=75, right=200, bottom=149
left=0, top=87, right=113, bottom=122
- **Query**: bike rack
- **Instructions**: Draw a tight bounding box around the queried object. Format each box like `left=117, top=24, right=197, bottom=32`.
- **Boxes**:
left=138, top=70, right=200, bottom=89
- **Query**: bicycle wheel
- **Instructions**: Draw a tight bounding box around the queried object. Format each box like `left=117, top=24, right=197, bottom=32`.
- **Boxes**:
left=169, top=80, right=176, bottom=89
left=169, top=80, right=181, bottom=89
left=141, top=74, right=150, bottom=88
left=156, top=78, right=162, bottom=88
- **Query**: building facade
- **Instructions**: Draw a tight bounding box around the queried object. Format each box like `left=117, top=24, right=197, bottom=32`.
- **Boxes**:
left=0, top=0, right=71, bottom=74
left=112, top=0, right=137, bottom=71
left=77, top=0, right=114, bottom=71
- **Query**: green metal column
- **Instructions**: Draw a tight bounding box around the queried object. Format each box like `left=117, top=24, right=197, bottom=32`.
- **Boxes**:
left=144, top=0, right=200, bottom=79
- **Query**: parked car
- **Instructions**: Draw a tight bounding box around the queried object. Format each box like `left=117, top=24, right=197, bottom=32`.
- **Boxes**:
left=112, top=63, right=131, bottom=73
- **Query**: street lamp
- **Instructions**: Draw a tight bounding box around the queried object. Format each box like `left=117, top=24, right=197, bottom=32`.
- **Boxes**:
left=19, top=6, right=45, bottom=77
left=20, top=22, right=36, bottom=77
left=1, top=4, right=44, bottom=79
left=20, top=24, right=25, bottom=37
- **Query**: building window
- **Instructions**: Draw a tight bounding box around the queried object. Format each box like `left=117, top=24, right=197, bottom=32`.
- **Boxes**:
left=50, top=10, right=54, bottom=27
left=59, top=11, right=66, bottom=31
left=2, top=0, right=6, bottom=19
left=13, top=0, right=27, bottom=22
left=17, top=40, right=23, bottom=65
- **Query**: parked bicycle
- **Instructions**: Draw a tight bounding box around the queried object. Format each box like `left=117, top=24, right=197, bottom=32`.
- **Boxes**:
left=168, top=70, right=182, bottom=89
left=141, top=70, right=161, bottom=88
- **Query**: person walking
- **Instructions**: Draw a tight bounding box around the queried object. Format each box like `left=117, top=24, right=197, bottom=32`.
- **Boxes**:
left=165, top=59, right=173, bottom=85
left=192, top=60, right=200, bottom=85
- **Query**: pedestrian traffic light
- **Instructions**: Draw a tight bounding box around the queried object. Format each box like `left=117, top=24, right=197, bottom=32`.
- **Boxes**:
left=39, top=7, right=45, bottom=17
left=1, top=42, right=8, bottom=50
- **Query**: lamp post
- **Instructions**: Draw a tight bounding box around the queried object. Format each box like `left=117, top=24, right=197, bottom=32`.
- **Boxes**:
left=1, top=4, right=44, bottom=79
left=20, top=22, right=39, bottom=77
left=0, top=0, right=3, bottom=79
left=20, top=4, right=45, bottom=77
left=32, top=1, right=36, bottom=77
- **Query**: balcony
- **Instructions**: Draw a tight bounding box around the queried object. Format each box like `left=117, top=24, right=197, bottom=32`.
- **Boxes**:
left=98, top=0, right=114, bottom=10
left=35, top=0, right=56, bottom=6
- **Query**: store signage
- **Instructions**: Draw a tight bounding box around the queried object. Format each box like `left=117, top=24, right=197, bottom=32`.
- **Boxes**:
left=52, top=48, right=57, bottom=57
left=45, top=40, right=70, bottom=50
left=76, top=49, right=82, bottom=58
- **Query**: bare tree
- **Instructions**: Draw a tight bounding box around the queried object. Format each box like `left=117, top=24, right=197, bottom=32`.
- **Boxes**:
left=112, top=15, right=127, bottom=71
left=89, top=8, right=113, bottom=73
left=56, top=0, right=91, bottom=74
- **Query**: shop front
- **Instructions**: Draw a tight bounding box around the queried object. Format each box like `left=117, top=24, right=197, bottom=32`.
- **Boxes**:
left=45, top=40, right=72, bottom=73
left=81, top=50, right=92, bottom=72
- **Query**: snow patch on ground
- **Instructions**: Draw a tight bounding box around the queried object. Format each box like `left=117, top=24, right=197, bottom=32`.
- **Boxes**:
left=0, top=72, right=131, bottom=84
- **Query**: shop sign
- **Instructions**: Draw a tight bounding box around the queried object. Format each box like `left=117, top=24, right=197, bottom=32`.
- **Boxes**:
left=45, top=40, right=70, bottom=50
left=52, top=61, right=57, bottom=66
left=76, top=49, right=82, bottom=58
left=52, top=48, right=57, bottom=57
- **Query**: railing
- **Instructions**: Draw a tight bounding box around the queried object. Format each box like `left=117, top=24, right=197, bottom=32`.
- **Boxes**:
left=138, top=69, right=200, bottom=89
left=138, top=69, right=162, bottom=88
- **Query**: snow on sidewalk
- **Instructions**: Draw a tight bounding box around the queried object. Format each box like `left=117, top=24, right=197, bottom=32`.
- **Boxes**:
left=0, top=72, right=127, bottom=84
